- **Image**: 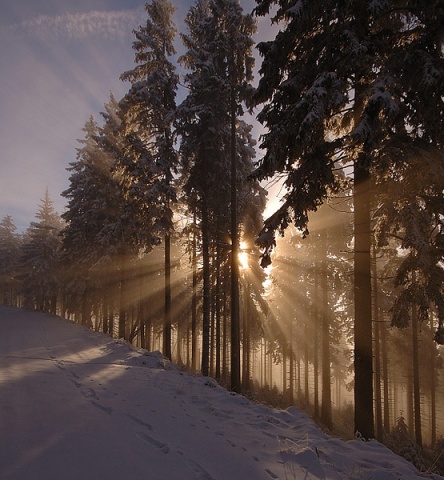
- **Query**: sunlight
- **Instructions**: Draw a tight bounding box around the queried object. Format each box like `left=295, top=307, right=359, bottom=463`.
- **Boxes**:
left=238, top=241, right=249, bottom=270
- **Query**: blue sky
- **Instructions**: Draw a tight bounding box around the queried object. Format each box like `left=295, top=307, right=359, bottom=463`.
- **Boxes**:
left=0, top=0, right=265, bottom=232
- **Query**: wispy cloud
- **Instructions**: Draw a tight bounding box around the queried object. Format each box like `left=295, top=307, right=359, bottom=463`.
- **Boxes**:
left=9, top=8, right=143, bottom=41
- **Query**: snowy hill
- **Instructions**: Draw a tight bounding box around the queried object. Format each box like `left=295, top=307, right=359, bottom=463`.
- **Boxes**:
left=0, top=306, right=442, bottom=480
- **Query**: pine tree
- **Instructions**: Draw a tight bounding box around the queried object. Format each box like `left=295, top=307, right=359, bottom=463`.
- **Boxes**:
left=179, top=0, right=258, bottom=390
left=120, top=0, right=179, bottom=359
left=19, top=190, right=62, bottom=313
left=61, top=110, right=125, bottom=327
left=252, top=0, right=443, bottom=439
left=0, top=215, right=21, bottom=306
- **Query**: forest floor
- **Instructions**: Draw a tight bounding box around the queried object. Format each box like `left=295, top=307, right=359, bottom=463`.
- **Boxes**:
left=0, top=305, right=442, bottom=480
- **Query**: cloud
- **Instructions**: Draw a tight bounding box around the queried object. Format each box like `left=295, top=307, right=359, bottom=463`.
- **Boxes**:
left=10, top=8, right=143, bottom=41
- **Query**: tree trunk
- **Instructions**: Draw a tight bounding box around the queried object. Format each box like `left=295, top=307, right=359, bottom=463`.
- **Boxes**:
left=374, top=317, right=383, bottom=442
left=230, top=84, right=241, bottom=394
left=304, top=321, right=310, bottom=406
left=320, top=232, right=333, bottom=430
left=118, top=257, right=126, bottom=340
left=411, top=301, right=423, bottom=449
left=353, top=155, right=374, bottom=439
left=222, top=275, right=228, bottom=383
left=201, top=200, right=211, bottom=377
left=242, top=286, right=251, bottom=392
left=282, top=342, right=287, bottom=398
left=430, top=316, right=437, bottom=447
left=191, top=213, right=198, bottom=371
left=289, top=328, right=295, bottom=405
left=381, top=313, right=390, bottom=433
left=215, top=246, right=222, bottom=381
left=372, top=245, right=383, bottom=442
left=163, top=232, right=172, bottom=360
left=314, top=264, right=320, bottom=420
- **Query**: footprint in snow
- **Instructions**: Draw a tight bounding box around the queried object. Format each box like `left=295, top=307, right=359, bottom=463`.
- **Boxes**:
left=185, top=458, right=215, bottom=480
left=69, top=378, right=82, bottom=389
left=126, top=414, right=153, bottom=431
left=265, top=468, right=279, bottom=479
left=69, top=370, right=80, bottom=379
left=82, top=387, right=98, bottom=400
left=90, top=400, right=113, bottom=415
left=136, top=432, right=169, bottom=454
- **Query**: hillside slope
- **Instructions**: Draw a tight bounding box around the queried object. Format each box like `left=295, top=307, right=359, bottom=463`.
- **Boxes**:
left=0, top=306, right=441, bottom=480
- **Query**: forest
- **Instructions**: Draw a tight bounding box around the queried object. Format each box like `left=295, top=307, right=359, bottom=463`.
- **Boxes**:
left=0, top=0, right=443, bottom=473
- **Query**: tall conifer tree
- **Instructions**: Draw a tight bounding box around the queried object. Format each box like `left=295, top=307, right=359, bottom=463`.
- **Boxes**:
left=20, top=190, right=62, bottom=314
left=120, top=0, right=179, bottom=360
left=252, top=0, right=443, bottom=438
left=0, top=215, right=21, bottom=306
left=179, top=0, right=257, bottom=390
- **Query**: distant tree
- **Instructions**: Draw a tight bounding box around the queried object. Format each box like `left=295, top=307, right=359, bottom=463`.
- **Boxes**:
left=19, top=189, right=62, bottom=314
left=252, top=0, right=443, bottom=439
left=120, top=0, right=179, bottom=359
left=0, top=215, right=21, bottom=306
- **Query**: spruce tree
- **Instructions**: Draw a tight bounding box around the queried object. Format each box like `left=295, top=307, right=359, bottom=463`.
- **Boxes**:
left=120, top=0, right=179, bottom=359
left=61, top=110, right=125, bottom=327
left=0, top=215, right=21, bottom=306
left=179, top=0, right=258, bottom=390
left=252, top=0, right=443, bottom=438
left=19, top=189, right=62, bottom=313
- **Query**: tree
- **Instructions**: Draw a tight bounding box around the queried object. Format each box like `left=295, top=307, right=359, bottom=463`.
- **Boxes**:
left=61, top=108, right=124, bottom=328
left=0, top=215, right=21, bottom=306
left=179, top=0, right=258, bottom=390
left=120, top=0, right=179, bottom=359
left=252, top=0, right=443, bottom=439
left=19, top=189, right=62, bottom=313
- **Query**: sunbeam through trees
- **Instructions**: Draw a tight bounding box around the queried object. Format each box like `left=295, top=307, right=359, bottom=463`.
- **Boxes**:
left=1, top=0, right=443, bottom=474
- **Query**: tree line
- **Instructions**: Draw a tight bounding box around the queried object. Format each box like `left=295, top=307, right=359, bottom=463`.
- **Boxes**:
left=0, top=0, right=443, bottom=470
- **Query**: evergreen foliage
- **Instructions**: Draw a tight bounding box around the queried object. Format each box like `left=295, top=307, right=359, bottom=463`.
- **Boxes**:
left=385, top=415, right=426, bottom=472
left=119, top=0, right=179, bottom=249
left=178, top=0, right=261, bottom=383
left=252, top=0, right=444, bottom=438
left=119, top=0, right=179, bottom=359
left=0, top=215, right=21, bottom=306
left=19, top=189, right=62, bottom=313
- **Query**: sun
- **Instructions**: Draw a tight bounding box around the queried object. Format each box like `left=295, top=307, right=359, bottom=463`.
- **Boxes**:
left=238, top=241, right=249, bottom=270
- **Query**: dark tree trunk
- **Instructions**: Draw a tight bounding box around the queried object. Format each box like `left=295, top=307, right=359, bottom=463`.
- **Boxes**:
left=215, top=246, right=222, bottom=381
left=201, top=200, right=211, bottom=377
left=381, top=314, right=390, bottom=433
left=118, top=257, right=126, bottom=340
left=430, top=324, right=437, bottom=447
left=314, top=262, right=320, bottom=420
left=412, top=301, right=423, bottom=449
left=163, top=232, right=172, bottom=360
left=191, top=213, right=198, bottom=371
left=320, top=232, right=332, bottom=430
left=222, top=273, right=229, bottom=383
left=372, top=246, right=383, bottom=442
left=242, top=289, right=250, bottom=392
left=353, top=155, right=374, bottom=439
left=230, top=85, right=241, bottom=393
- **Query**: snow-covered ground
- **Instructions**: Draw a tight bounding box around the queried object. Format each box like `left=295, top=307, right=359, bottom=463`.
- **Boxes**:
left=0, top=306, right=441, bottom=480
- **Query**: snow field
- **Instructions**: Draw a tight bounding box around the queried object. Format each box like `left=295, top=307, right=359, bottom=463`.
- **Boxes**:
left=0, top=306, right=442, bottom=480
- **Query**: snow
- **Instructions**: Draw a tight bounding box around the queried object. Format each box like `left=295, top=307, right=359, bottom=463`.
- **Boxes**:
left=0, top=305, right=442, bottom=480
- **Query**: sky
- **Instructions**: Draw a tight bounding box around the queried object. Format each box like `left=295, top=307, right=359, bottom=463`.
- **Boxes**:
left=2, top=305, right=441, bottom=480
left=0, top=0, right=263, bottom=232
